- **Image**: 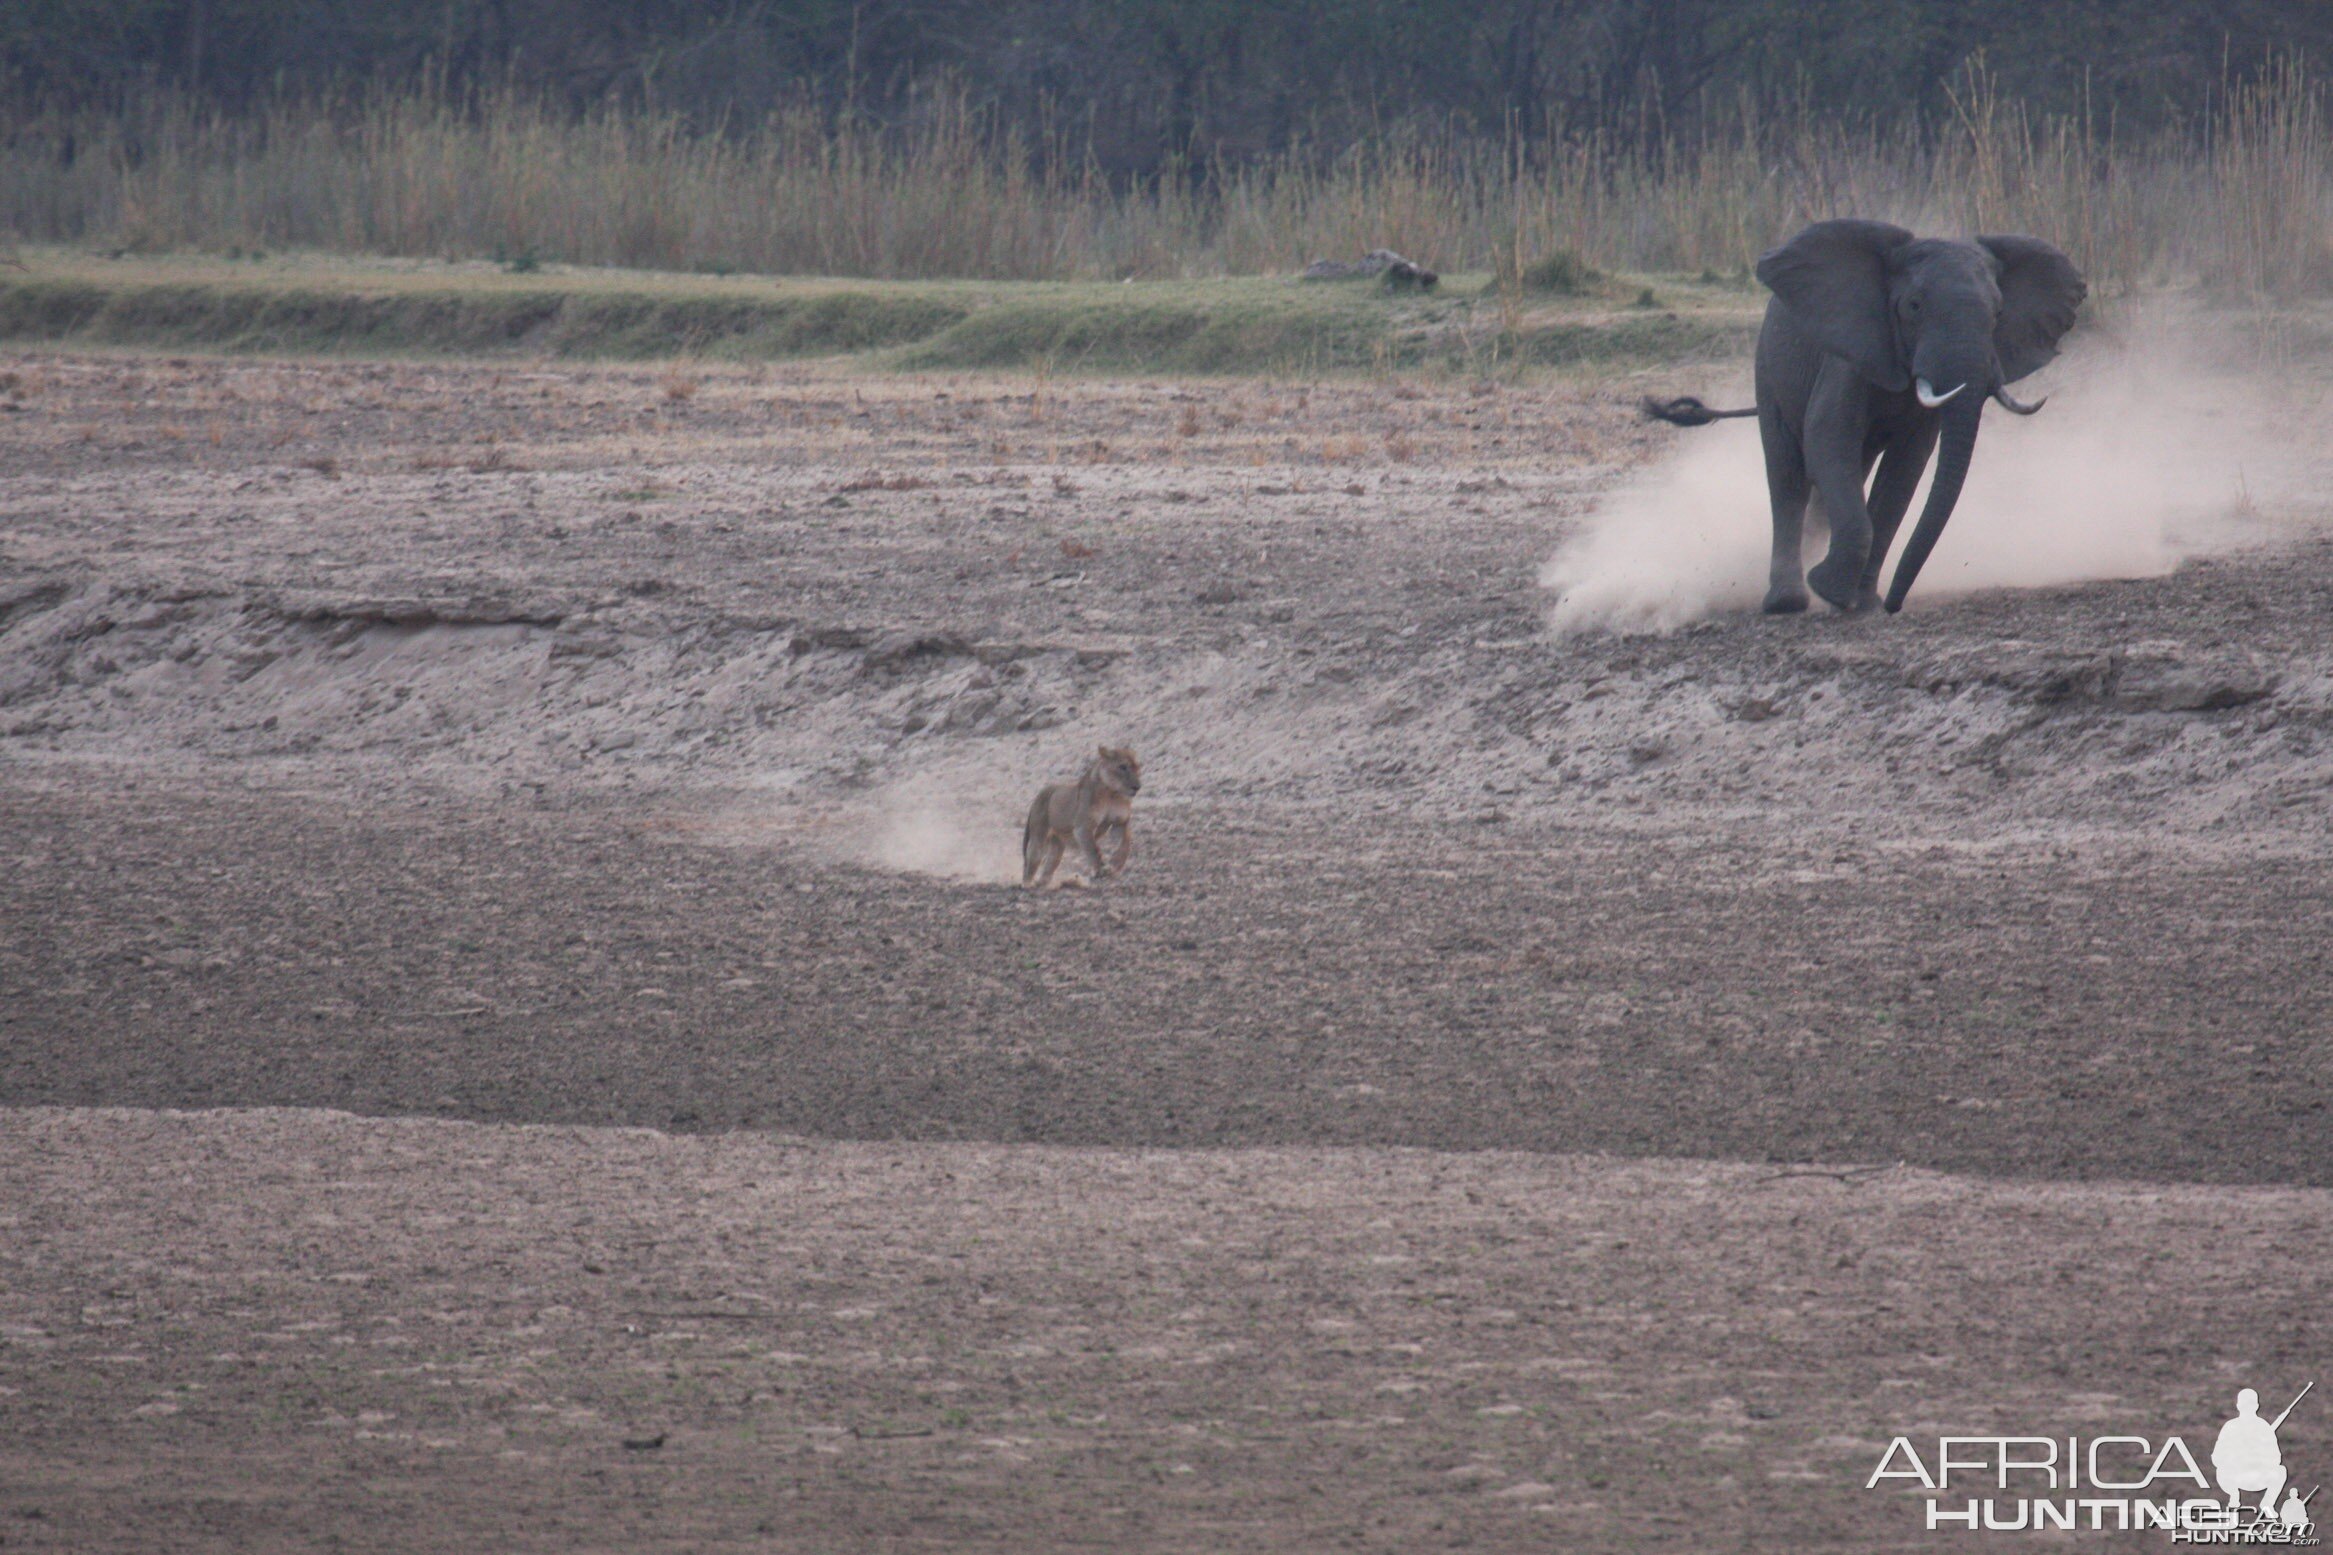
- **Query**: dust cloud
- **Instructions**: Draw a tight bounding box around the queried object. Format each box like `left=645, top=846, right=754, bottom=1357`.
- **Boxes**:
left=1540, top=414, right=1770, bottom=632
left=1542, top=313, right=2303, bottom=634
left=849, top=778, right=1025, bottom=885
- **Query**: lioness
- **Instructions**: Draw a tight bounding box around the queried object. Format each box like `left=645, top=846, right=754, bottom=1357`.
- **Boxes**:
left=1022, top=746, right=1142, bottom=888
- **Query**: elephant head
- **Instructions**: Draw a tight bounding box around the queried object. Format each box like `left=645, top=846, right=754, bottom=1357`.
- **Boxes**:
left=1755, top=220, right=2087, bottom=610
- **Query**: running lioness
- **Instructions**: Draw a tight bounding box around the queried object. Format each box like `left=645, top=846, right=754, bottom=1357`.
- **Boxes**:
left=1022, top=746, right=1142, bottom=888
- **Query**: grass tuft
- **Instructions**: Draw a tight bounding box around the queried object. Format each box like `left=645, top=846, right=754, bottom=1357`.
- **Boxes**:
left=1516, top=251, right=1602, bottom=295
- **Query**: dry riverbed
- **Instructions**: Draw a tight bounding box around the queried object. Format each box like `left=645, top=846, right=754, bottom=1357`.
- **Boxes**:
left=3, top=348, right=2330, bottom=1551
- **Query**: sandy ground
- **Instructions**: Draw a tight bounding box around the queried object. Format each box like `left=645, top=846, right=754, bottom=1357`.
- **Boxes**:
left=5, top=1109, right=2330, bottom=1554
left=3, top=346, right=2332, bottom=1550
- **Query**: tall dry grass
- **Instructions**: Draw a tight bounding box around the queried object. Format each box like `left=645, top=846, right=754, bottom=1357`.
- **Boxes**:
left=2, top=66, right=2327, bottom=293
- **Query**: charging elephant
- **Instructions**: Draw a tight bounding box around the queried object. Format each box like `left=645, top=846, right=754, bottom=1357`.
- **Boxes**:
left=1647, top=219, right=2086, bottom=613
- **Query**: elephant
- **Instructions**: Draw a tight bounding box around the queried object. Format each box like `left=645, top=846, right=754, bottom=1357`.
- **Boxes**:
left=1646, top=219, right=2086, bottom=614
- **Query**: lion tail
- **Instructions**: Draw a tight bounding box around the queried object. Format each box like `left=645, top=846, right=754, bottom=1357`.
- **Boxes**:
left=1021, top=789, right=1052, bottom=883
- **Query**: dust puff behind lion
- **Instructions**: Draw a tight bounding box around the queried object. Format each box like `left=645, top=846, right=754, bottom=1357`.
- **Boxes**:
left=1021, top=746, right=1142, bottom=889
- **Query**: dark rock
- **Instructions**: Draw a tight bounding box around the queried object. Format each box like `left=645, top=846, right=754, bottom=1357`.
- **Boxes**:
left=2115, top=654, right=2275, bottom=712
left=1911, top=641, right=2275, bottom=714
left=862, top=630, right=972, bottom=670
left=1299, top=249, right=1439, bottom=291
left=282, top=595, right=566, bottom=629
left=1907, top=645, right=2117, bottom=703
left=789, top=626, right=876, bottom=656
left=0, top=582, right=71, bottom=631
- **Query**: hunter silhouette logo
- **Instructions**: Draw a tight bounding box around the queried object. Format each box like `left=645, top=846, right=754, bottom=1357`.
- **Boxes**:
left=1865, top=1381, right=2319, bottom=1540
left=2216, top=1386, right=2307, bottom=1519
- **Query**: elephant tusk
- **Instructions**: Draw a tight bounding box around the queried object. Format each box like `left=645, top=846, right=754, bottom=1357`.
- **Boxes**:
left=1915, top=378, right=1966, bottom=408
left=1991, top=385, right=2048, bottom=416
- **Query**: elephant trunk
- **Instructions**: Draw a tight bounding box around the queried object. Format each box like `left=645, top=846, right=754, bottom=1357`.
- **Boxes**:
left=1883, top=394, right=1984, bottom=613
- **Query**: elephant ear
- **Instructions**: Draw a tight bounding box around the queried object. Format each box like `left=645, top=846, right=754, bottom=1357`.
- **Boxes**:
left=1754, top=219, right=1917, bottom=391
left=1978, top=234, right=2086, bottom=383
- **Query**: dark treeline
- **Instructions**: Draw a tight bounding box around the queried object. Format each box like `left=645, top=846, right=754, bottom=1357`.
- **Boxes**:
left=7, top=2, right=2332, bottom=169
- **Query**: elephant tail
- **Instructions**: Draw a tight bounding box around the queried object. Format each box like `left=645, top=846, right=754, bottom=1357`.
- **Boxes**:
left=1640, top=395, right=1756, bottom=427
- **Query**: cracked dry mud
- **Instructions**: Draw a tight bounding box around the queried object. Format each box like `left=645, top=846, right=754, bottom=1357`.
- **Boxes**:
left=2, top=349, right=2331, bottom=1552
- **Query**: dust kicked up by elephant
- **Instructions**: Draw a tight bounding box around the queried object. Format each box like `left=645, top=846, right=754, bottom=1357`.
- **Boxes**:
left=1646, top=219, right=2087, bottom=614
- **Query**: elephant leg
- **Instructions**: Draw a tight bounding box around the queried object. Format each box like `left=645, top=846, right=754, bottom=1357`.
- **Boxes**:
left=1758, top=406, right=1812, bottom=614
left=1855, top=421, right=1941, bottom=611
left=1801, top=386, right=1881, bottom=612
